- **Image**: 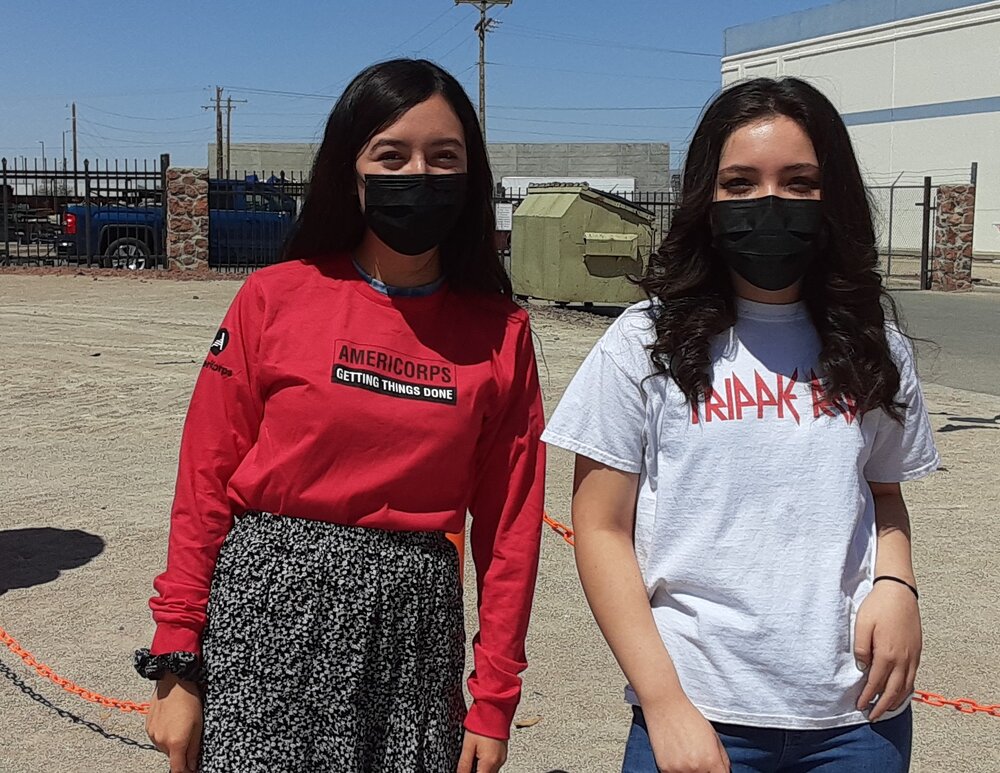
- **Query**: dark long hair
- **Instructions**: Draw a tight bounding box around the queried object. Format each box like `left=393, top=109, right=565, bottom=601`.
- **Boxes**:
left=284, top=58, right=510, bottom=296
left=642, top=77, right=904, bottom=419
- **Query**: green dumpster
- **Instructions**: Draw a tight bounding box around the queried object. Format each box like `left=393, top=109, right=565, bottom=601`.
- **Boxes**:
left=510, top=184, right=654, bottom=305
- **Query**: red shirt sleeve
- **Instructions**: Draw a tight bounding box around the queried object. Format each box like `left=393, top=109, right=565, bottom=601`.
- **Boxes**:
left=148, top=275, right=265, bottom=655
left=465, top=313, right=546, bottom=740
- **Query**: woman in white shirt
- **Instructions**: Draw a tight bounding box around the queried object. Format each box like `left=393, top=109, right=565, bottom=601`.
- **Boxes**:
left=543, top=77, right=938, bottom=773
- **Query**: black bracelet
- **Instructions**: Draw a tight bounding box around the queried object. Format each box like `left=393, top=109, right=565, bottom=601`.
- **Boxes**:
left=873, top=575, right=919, bottom=600
left=133, top=649, right=205, bottom=682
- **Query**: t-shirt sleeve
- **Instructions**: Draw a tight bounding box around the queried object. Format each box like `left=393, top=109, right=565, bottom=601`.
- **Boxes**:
left=541, top=310, right=651, bottom=473
left=863, top=330, right=940, bottom=483
left=148, top=274, right=266, bottom=655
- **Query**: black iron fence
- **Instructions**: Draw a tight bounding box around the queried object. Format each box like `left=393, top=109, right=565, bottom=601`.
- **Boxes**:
left=0, top=158, right=940, bottom=287
left=1, top=156, right=167, bottom=269
left=210, top=176, right=681, bottom=273
left=210, top=171, right=307, bottom=272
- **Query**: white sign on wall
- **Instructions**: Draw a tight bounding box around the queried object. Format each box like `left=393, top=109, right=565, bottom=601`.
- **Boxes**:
left=495, top=202, right=514, bottom=231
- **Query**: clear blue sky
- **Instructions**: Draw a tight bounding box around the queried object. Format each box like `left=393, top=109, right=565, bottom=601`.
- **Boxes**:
left=1, top=0, right=833, bottom=169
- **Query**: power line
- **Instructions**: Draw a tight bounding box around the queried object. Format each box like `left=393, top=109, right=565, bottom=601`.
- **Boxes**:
left=224, top=85, right=339, bottom=101
left=414, top=10, right=474, bottom=55
left=76, top=131, right=206, bottom=148
left=78, top=118, right=211, bottom=136
left=488, top=61, right=717, bottom=84
left=238, top=123, right=327, bottom=131
left=383, top=6, right=455, bottom=55
left=238, top=110, right=331, bottom=117
left=489, top=115, right=694, bottom=130
left=492, top=104, right=703, bottom=112
left=436, top=32, right=477, bottom=63
left=487, top=127, right=671, bottom=142
left=76, top=104, right=206, bottom=122
left=499, top=23, right=720, bottom=58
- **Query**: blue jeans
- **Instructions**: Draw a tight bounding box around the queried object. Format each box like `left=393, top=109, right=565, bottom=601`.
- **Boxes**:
left=622, top=705, right=912, bottom=772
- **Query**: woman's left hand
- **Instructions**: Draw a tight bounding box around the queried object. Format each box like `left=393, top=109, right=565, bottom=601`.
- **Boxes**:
left=854, top=579, right=922, bottom=720
left=457, top=730, right=508, bottom=773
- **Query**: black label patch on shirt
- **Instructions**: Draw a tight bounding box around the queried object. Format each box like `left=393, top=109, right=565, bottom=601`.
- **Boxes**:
left=332, top=340, right=457, bottom=405
left=210, top=328, right=230, bottom=356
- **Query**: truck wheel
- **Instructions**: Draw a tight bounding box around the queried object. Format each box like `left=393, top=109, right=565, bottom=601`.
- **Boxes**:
left=103, top=238, right=151, bottom=270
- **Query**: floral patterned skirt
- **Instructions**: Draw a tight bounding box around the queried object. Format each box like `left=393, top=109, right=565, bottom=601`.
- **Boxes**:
left=200, top=511, right=466, bottom=773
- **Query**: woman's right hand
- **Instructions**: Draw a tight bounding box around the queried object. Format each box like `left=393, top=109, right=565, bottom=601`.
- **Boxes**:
left=145, top=674, right=204, bottom=773
left=643, top=700, right=731, bottom=773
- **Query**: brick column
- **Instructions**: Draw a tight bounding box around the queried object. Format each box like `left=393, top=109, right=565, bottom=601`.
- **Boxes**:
left=931, top=184, right=975, bottom=292
left=166, top=168, right=209, bottom=271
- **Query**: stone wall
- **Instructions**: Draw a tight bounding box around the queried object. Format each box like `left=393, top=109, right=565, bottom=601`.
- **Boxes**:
left=931, top=184, right=976, bottom=291
left=166, top=168, right=209, bottom=271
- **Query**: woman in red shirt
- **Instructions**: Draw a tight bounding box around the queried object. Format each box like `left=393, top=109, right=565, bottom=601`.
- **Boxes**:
left=136, top=58, right=545, bottom=773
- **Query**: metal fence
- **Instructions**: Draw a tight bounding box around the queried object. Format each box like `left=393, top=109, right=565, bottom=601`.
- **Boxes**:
left=209, top=171, right=305, bottom=272
left=0, top=158, right=943, bottom=287
left=210, top=177, right=680, bottom=273
left=868, top=181, right=936, bottom=281
left=1, top=156, right=167, bottom=269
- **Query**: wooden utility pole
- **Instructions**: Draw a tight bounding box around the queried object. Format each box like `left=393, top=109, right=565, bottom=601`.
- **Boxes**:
left=203, top=87, right=225, bottom=178
left=455, top=0, right=512, bottom=139
left=215, top=87, right=224, bottom=178
left=224, top=95, right=247, bottom=179
left=71, top=102, right=79, bottom=195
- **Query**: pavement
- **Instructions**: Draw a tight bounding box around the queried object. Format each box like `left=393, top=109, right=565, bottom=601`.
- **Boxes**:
left=0, top=274, right=997, bottom=773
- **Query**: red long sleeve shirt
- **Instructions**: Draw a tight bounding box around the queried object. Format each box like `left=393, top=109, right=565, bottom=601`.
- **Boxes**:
left=148, top=256, right=545, bottom=740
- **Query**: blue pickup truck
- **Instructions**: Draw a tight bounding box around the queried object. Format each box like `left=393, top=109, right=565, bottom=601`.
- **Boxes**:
left=58, top=179, right=297, bottom=269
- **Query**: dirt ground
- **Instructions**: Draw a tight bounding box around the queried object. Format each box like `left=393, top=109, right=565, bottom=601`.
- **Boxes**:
left=0, top=273, right=998, bottom=773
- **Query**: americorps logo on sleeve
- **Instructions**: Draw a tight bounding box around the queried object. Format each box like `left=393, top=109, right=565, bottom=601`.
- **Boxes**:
left=332, top=339, right=457, bottom=405
left=202, top=327, right=233, bottom=378
left=210, top=328, right=229, bottom=356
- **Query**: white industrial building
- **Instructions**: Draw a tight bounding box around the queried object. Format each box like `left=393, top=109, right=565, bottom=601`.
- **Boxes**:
left=722, top=0, right=1000, bottom=257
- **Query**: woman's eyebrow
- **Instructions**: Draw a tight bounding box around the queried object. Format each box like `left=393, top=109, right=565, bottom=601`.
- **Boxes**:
left=369, top=138, right=407, bottom=152
left=368, top=137, right=464, bottom=152
left=718, top=164, right=757, bottom=175
left=718, top=163, right=820, bottom=174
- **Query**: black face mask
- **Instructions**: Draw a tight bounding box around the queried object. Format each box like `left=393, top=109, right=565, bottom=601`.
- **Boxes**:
left=710, top=196, right=823, bottom=291
left=362, top=173, right=468, bottom=256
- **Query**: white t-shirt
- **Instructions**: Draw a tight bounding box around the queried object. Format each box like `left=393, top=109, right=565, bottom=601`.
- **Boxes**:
left=542, top=297, right=939, bottom=730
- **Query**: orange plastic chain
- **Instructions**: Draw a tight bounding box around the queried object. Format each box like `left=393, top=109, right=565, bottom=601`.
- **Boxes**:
left=0, top=516, right=995, bottom=720
left=541, top=513, right=999, bottom=718
left=0, top=625, right=150, bottom=715
left=912, top=690, right=1000, bottom=717
left=543, top=511, right=575, bottom=546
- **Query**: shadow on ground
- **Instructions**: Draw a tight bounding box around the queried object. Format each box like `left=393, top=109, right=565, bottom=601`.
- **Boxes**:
left=931, top=412, right=1000, bottom=434
left=0, top=527, right=105, bottom=595
left=0, top=659, right=155, bottom=751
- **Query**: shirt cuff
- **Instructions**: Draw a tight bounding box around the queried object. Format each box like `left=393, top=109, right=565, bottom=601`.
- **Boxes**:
left=151, top=622, right=202, bottom=657
left=464, top=698, right=518, bottom=741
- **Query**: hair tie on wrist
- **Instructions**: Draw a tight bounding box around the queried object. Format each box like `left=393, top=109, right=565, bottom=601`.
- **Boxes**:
left=873, top=575, right=919, bottom=600
left=133, top=649, right=205, bottom=682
